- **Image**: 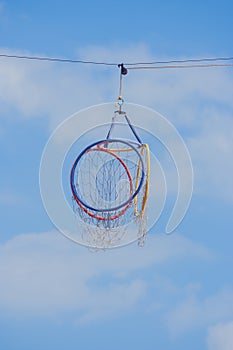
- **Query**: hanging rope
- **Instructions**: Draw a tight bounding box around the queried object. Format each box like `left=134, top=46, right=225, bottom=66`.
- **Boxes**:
left=115, top=64, right=128, bottom=114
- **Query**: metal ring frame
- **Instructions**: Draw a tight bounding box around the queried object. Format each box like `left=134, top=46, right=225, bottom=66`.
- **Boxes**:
left=70, top=139, right=145, bottom=214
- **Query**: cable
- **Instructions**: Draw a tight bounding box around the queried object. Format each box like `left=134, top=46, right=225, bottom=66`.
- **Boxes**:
left=125, top=56, right=233, bottom=66
left=127, top=63, right=233, bottom=70
left=0, top=52, right=233, bottom=68
left=0, top=53, right=118, bottom=66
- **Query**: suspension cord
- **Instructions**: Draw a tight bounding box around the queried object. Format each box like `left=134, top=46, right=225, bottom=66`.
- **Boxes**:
left=106, top=64, right=142, bottom=144
left=115, top=63, right=128, bottom=113
left=124, top=113, right=143, bottom=144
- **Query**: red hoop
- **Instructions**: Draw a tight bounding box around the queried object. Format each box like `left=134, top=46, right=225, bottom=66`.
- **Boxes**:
left=72, top=146, right=134, bottom=221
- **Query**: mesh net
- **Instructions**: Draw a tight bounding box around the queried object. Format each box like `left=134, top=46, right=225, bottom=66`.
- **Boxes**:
left=70, top=139, right=150, bottom=249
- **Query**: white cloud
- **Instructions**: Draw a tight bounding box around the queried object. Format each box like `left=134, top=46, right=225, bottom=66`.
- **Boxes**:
left=0, top=45, right=157, bottom=129
left=207, top=321, right=233, bottom=350
left=76, top=43, right=152, bottom=67
left=188, top=111, right=233, bottom=201
left=2, top=45, right=232, bottom=128
left=124, top=64, right=233, bottom=128
left=0, top=231, right=209, bottom=321
left=166, top=287, right=233, bottom=336
left=0, top=49, right=109, bottom=127
left=76, top=279, right=146, bottom=324
left=1, top=45, right=233, bottom=203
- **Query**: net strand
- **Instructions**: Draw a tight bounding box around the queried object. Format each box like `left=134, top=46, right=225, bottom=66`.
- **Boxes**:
left=71, top=140, right=150, bottom=249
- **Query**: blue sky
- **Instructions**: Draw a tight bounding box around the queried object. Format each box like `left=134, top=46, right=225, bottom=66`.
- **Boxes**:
left=0, top=0, right=233, bottom=349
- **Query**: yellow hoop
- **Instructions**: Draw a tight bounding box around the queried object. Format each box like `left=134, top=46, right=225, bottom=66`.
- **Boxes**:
left=134, top=144, right=150, bottom=216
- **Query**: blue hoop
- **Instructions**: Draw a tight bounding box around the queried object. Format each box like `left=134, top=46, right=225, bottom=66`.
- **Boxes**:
left=70, top=139, right=145, bottom=212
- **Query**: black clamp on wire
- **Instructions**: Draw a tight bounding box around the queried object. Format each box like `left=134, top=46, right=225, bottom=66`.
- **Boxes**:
left=118, top=63, right=128, bottom=75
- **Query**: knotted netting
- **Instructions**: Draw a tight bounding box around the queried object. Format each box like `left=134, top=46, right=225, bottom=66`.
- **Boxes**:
left=70, top=138, right=150, bottom=249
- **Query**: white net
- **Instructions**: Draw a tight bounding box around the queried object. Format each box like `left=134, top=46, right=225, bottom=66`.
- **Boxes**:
left=71, top=139, right=150, bottom=249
